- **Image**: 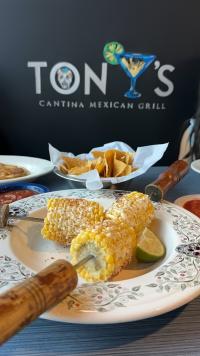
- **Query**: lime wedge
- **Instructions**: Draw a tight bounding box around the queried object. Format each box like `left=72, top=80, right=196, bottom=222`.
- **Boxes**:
left=103, top=41, right=124, bottom=65
left=136, top=227, right=165, bottom=262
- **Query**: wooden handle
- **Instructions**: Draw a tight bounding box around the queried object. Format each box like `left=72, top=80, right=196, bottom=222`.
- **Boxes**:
left=0, top=259, right=78, bottom=345
left=145, top=160, right=189, bottom=201
left=0, top=204, right=9, bottom=228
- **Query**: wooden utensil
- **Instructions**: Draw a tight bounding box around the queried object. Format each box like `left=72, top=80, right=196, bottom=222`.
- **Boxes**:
left=145, top=160, right=189, bottom=201
left=0, top=255, right=93, bottom=345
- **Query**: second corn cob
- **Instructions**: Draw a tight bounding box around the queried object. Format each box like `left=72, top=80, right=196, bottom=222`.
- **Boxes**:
left=106, top=191, right=154, bottom=235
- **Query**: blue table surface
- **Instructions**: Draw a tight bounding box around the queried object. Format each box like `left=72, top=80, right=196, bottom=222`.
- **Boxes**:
left=1, top=167, right=200, bottom=356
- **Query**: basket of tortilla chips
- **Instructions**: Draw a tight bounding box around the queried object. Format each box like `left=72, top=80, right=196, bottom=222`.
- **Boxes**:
left=49, top=142, right=168, bottom=190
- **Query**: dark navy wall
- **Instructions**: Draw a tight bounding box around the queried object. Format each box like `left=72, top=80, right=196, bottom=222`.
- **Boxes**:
left=0, top=0, right=199, bottom=164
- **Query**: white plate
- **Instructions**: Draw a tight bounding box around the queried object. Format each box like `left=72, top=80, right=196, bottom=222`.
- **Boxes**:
left=191, top=159, right=200, bottom=174
left=0, top=189, right=200, bottom=324
left=0, top=156, right=54, bottom=184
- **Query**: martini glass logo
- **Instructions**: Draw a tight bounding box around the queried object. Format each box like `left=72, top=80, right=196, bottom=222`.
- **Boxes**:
left=103, top=41, right=156, bottom=99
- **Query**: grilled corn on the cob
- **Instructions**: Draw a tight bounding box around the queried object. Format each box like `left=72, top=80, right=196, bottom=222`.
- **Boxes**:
left=70, top=219, right=136, bottom=282
left=106, top=191, right=154, bottom=235
left=41, top=198, right=105, bottom=245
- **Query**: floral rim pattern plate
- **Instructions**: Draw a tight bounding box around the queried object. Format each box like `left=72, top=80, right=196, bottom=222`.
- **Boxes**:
left=0, top=189, right=200, bottom=324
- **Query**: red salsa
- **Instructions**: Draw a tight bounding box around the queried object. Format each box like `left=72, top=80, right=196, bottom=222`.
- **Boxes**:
left=183, top=199, right=200, bottom=218
left=0, top=189, right=37, bottom=204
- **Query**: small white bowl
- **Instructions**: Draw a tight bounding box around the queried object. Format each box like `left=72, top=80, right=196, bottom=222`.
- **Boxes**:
left=174, top=194, right=200, bottom=207
left=191, top=159, right=200, bottom=174
left=174, top=195, right=200, bottom=220
left=54, top=167, right=113, bottom=188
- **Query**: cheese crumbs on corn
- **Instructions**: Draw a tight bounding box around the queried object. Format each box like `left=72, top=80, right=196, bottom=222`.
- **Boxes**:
left=106, top=191, right=154, bottom=235
left=41, top=198, right=105, bottom=245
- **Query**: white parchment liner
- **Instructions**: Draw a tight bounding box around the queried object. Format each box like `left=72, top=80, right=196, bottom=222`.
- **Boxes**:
left=49, top=142, right=168, bottom=190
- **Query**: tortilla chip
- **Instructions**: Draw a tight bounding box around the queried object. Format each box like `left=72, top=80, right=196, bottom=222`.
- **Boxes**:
left=91, top=151, right=105, bottom=159
left=104, top=150, right=114, bottom=177
left=122, top=164, right=133, bottom=176
left=59, top=149, right=135, bottom=178
left=59, top=164, right=69, bottom=174
left=68, top=164, right=91, bottom=175
left=101, top=150, right=131, bottom=164
left=115, top=151, right=133, bottom=164
left=62, top=156, right=86, bottom=169
left=125, top=152, right=134, bottom=164
left=91, top=157, right=106, bottom=175
left=111, top=150, right=125, bottom=162
left=113, top=156, right=127, bottom=177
